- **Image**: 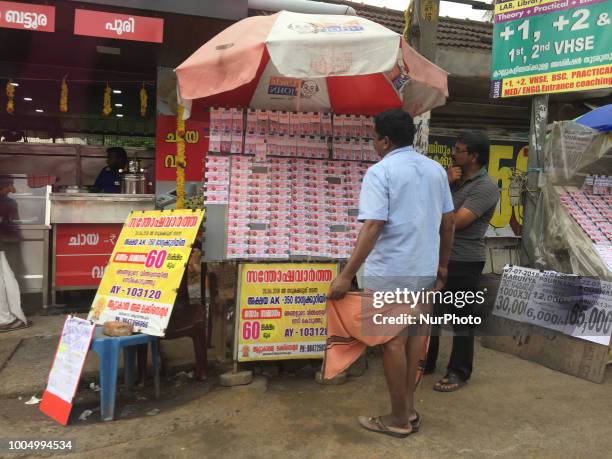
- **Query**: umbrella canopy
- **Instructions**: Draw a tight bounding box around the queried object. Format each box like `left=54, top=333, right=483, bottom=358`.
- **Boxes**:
left=575, top=104, right=612, bottom=132
left=175, top=11, right=448, bottom=116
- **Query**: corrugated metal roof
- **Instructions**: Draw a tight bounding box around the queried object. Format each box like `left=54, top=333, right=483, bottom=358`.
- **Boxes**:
left=250, top=0, right=493, bottom=51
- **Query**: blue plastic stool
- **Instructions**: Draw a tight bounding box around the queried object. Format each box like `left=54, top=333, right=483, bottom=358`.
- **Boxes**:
left=90, top=327, right=160, bottom=421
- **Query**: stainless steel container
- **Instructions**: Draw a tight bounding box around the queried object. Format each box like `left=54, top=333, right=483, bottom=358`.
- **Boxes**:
left=120, top=158, right=147, bottom=194
left=120, top=173, right=147, bottom=194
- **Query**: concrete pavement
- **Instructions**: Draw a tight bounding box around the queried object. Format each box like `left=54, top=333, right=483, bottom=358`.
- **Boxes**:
left=1, top=314, right=611, bottom=458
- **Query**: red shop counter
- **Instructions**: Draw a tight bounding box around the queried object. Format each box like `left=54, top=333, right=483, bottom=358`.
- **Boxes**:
left=48, top=193, right=155, bottom=306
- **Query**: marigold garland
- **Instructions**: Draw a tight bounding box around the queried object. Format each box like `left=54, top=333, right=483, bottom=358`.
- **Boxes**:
left=176, top=104, right=186, bottom=209
left=139, top=84, right=148, bottom=117
left=102, top=84, right=112, bottom=116
left=60, top=77, right=68, bottom=113
left=6, top=79, right=15, bottom=115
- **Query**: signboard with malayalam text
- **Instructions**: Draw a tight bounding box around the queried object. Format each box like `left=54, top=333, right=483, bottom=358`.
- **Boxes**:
left=0, top=1, right=55, bottom=32
left=55, top=224, right=121, bottom=287
left=155, top=115, right=209, bottom=182
left=87, top=209, right=204, bottom=337
left=236, top=263, right=338, bottom=362
left=491, top=0, right=612, bottom=98
left=74, top=8, right=164, bottom=43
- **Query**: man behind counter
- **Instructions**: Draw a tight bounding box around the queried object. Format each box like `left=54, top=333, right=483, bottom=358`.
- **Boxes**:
left=93, top=147, right=128, bottom=193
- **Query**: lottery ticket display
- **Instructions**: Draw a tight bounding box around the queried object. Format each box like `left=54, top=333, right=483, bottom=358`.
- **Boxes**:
left=206, top=107, right=378, bottom=260
left=225, top=155, right=366, bottom=259
left=559, top=189, right=612, bottom=271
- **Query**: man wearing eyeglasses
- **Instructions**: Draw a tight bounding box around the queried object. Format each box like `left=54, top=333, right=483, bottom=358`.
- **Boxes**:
left=425, top=130, right=500, bottom=392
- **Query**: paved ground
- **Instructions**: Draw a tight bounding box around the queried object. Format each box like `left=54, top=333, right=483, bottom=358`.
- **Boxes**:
left=1, top=313, right=611, bottom=459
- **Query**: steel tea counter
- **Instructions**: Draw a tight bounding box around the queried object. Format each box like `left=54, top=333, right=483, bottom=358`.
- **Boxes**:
left=48, top=193, right=155, bottom=306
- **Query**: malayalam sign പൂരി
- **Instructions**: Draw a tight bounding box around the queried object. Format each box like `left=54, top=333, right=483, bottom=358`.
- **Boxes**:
left=88, top=209, right=204, bottom=336
left=490, top=0, right=612, bottom=98
left=236, top=263, right=338, bottom=362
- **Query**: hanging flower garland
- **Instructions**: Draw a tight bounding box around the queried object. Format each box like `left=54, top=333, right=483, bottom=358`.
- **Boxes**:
left=139, top=83, right=148, bottom=117
left=59, top=76, right=68, bottom=113
left=175, top=104, right=186, bottom=209
left=102, top=83, right=112, bottom=116
left=6, top=79, right=15, bottom=115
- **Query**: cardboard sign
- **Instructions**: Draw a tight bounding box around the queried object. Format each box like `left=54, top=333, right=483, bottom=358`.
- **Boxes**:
left=88, top=209, right=204, bottom=336
left=236, top=263, right=337, bottom=361
left=40, top=316, right=95, bottom=425
left=0, top=1, right=55, bottom=32
left=74, top=9, right=164, bottom=43
left=493, top=265, right=612, bottom=346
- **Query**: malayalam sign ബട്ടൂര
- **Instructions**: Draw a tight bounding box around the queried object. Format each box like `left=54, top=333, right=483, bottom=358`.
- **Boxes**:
left=88, top=209, right=204, bottom=336
left=236, top=263, right=338, bottom=361
left=490, top=0, right=612, bottom=98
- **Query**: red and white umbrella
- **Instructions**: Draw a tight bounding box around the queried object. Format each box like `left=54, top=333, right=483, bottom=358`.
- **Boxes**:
left=176, top=11, right=448, bottom=116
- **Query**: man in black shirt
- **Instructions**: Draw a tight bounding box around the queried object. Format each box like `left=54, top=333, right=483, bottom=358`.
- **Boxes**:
left=93, top=147, right=128, bottom=193
left=425, top=130, right=500, bottom=392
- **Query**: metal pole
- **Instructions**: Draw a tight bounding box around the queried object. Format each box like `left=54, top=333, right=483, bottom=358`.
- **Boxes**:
left=521, top=94, right=549, bottom=266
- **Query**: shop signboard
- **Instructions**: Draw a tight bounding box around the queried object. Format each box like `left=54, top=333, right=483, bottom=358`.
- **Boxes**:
left=490, top=0, right=612, bottom=98
left=74, top=9, right=164, bottom=43
left=88, top=209, right=204, bottom=336
left=235, top=263, right=338, bottom=362
left=155, top=115, right=209, bottom=182
left=427, top=135, right=528, bottom=235
left=0, top=1, right=55, bottom=32
left=40, top=316, right=96, bottom=425
left=54, top=224, right=121, bottom=287
left=67, top=0, right=248, bottom=21
left=155, top=114, right=209, bottom=210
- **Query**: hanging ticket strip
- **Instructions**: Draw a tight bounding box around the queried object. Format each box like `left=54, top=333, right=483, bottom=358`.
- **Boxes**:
left=204, top=108, right=380, bottom=260
left=493, top=265, right=612, bottom=346
left=558, top=187, right=612, bottom=271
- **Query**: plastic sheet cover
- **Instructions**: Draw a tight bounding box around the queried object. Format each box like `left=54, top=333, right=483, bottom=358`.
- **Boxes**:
left=528, top=121, right=612, bottom=280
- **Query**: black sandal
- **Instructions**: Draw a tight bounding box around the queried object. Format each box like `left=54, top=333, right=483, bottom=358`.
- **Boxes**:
left=433, top=373, right=466, bottom=392
left=410, top=411, right=422, bottom=432
left=0, top=319, right=31, bottom=333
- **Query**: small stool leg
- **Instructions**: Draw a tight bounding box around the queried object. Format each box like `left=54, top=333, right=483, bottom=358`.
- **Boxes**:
left=151, top=338, right=160, bottom=399
left=99, top=340, right=120, bottom=421
left=136, top=344, right=148, bottom=385
left=124, top=347, right=136, bottom=396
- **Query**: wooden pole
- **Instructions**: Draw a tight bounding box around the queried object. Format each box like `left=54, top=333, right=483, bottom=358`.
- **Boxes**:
left=407, top=0, right=440, bottom=154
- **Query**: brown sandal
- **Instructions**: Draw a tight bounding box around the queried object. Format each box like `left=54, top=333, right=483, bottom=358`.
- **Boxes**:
left=357, top=416, right=414, bottom=438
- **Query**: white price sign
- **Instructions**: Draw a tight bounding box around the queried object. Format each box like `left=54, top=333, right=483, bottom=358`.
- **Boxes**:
left=494, top=266, right=612, bottom=346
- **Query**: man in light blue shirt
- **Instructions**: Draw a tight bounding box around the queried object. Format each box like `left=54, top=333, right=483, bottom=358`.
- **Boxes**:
left=328, top=109, right=455, bottom=437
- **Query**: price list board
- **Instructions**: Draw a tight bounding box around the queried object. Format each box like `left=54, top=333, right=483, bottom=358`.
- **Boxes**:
left=493, top=266, right=612, bottom=346
left=490, top=0, right=612, bottom=98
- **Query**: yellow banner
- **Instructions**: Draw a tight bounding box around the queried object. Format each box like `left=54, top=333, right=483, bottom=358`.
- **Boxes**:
left=494, top=0, right=557, bottom=15
left=88, top=209, right=204, bottom=336
left=236, top=263, right=338, bottom=362
left=500, top=64, right=612, bottom=97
